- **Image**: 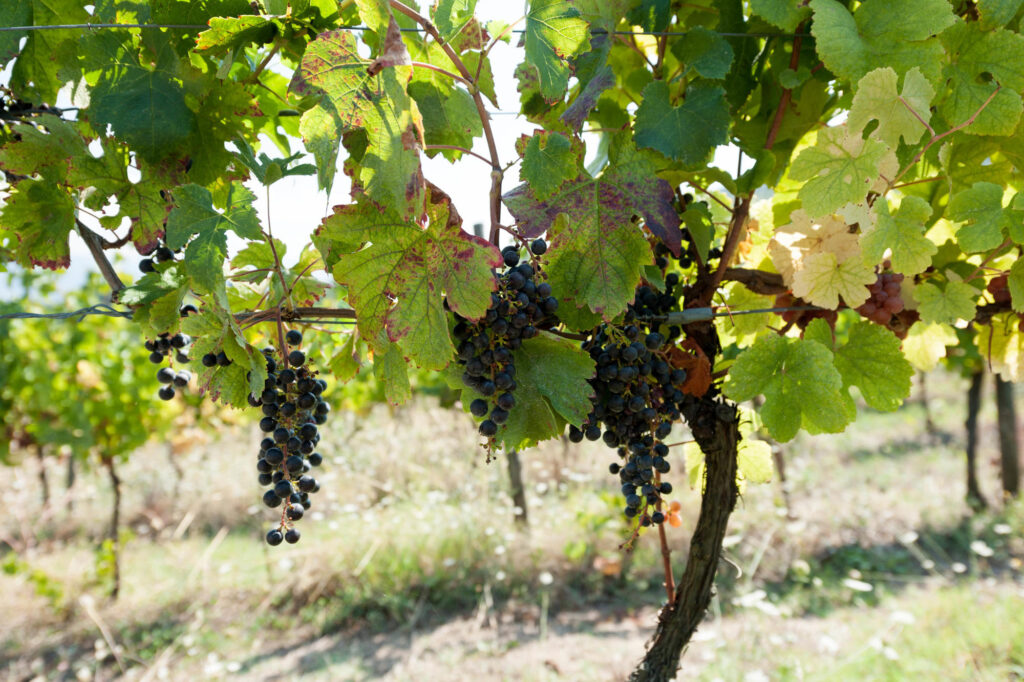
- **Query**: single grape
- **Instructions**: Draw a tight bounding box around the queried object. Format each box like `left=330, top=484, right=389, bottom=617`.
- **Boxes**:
left=286, top=329, right=303, bottom=346
left=266, top=529, right=284, bottom=546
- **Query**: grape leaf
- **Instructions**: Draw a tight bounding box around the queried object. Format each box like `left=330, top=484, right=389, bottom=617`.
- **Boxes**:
left=1009, top=259, right=1024, bottom=313
left=85, top=33, right=195, bottom=163
left=561, top=65, right=615, bottom=132
left=291, top=27, right=425, bottom=214
left=669, top=27, right=734, bottom=80
left=0, top=115, right=86, bottom=181
left=323, top=187, right=500, bottom=369
left=831, top=322, right=913, bottom=411
left=791, top=251, right=874, bottom=309
left=504, top=138, right=678, bottom=318
left=902, top=322, right=957, bottom=371
left=165, top=184, right=263, bottom=294
left=768, top=210, right=861, bottom=285
left=409, top=82, right=482, bottom=162
left=948, top=182, right=1013, bottom=253
left=750, top=0, right=811, bottom=32
left=10, top=0, right=89, bottom=102
left=977, top=0, right=1024, bottom=29
left=433, top=0, right=477, bottom=42
left=861, top=196, right=936, bottom=276
left=848, top=67, right=934, bottom=148
left=939, top=21, right=1024, bottom=137
left=0, top=179, right=75, bottom=270
left=328, top=332, right=361, bottom=383
left=195, top=15, right=277, bottom=55
left=523, top=0, right=590, bottom=100
left=373, top=342, right=411, bottom=405
left=634, top=81, right=730, bottom=166
left=977, top=313, right=1024, bottom=380
left=723, top=333, right=850, bottom=442
left=788, top=126, right=893, bottom=218
left=514, top=333, right=596, bottom=428
left=0, top=1, right=31, bottom=65
left=520, top=132, right=580, bottom=201
left=355, top=0, right=389, bottom=34
left=682, top=201, right=715, bottom=264
left=809, top=0, right=954, bottom=84
left=913, top=280, right=979, bottom=324
left=737, top=437, right=774, bottom=484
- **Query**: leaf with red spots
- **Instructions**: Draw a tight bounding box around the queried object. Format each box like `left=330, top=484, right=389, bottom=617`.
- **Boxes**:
left=291, top=25, right=425, bottom=215
left=0, top=179, right=75, bottom=270
left=504, top=135, right=680, bottom=320
left=318, top=185, right=501, bottom=369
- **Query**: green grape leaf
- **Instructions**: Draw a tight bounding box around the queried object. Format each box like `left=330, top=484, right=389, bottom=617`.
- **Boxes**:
left=514, top=333, right=596, bottom=428
left=977, top=0, right=1024, bottom=29
left=809, top=0, right=954, bottom=84
left=977, top=313, right=1024, bottom=380
left=848, top=67, right=934, bottom=148
left=791, top=251, right=874, bottom=309
left=520, top=132, right=580, bottom=201
left=861, top=196, right=937, bottom=276
left=669, top=27, right=734, bottom=80
left=750, top=0, right=811, bottom=32
left=723, top=333, right=850, bottom=442
left=195, top=15, right=277, bottom=54
left=85, top=33, right=195, bottom=163
left=789, top=126, right=892, bottom=218
left=504, top=139, right=678, bottom=318
left=165, top=184, right=262, bottom=294
left=523, top=0, right=590, bottom=100
left=1008, top=259, right=1024, bottom=313
left=373, top=342, right=411, bottom=405
left=634, top=81, right=730, bottom=166
left=948, top=182, right=1012, bottom=253
left=682, top=201, right=714, bottom=263
left=940, top=21, right=1024, bottom=137
left=833, top=322, right=913, bottom=411
left=433, top=0, right=477, bottom=41
left=0, top=180, right=75, bottom=270
left=0, top=1, right=31, bottom=65
left=328, top=332, right=361, bottom=383
left=297, top=106, right=342, bottom=193
left=146, top=285, right=189, bottom=336
left=118, top=269, right=187, bottom=307
left=913, top=280, right=979, bottom=324
left=324, top=188, right=500, bottom=369
left=902, top=322, right=958, bottom=371
left=0, top=115, right=86, bottom=181
left=10, top=0, right=90, bottom=102
left=408, top=82, right=482, bottom=162
left=355, top=0, right=389, bottom=34
left=628, top=0, right=670, bottom=32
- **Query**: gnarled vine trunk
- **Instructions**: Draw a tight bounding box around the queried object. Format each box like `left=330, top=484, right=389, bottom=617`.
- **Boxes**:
left=505, top=449, right=528, bottom=528
left=629, top=401, right=740, bottom=682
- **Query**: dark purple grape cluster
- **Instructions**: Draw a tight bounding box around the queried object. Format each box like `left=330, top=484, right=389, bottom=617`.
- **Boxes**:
left=571, top=279, right=696, bottom=526
left=249, top=330, right=329, bottom=546
left=146, top=304, right=198, bottom=401
left=452, top=239, right=557, bottom=447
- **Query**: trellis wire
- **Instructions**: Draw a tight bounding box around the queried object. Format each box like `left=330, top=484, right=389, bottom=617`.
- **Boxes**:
left=0, top=23, right=808, bottom=38
left=0, top=304, right=817, bottom=323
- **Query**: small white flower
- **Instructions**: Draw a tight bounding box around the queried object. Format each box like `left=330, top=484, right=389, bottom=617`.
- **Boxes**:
left=993, top=523, right=1012, bottom=535
left=539, top=571, right=553, bottom=585
left=970, top=540, right=994, bottom=557
left=951, top=562, right=967, bottom=574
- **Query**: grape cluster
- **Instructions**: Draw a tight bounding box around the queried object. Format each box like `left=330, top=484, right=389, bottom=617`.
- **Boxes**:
left=987, top=273, right=1011, bottom=305
left=774, top=292, right=838, bottom=330
left=856, top=271, right=905, bottom=326
left=571, top=279, right=695, bottom=526
left=139, top=241, right=179, bottom=275
left=250, top=330, right=329, bottom=546
left=453, top=239, right=557, bottom=446
left=145, top=304, right=198, bottom=401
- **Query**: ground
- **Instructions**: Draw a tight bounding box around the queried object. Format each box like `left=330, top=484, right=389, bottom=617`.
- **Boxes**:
left=2, top=371, right=1023, bottom=681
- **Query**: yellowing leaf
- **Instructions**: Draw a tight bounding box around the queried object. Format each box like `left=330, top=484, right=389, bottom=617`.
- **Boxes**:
left=792, top=251, right=875, bottom=309
left=861, top=196, right=937, bottom=276
left=769, top=210, right=860, bottom=285
left=848, top=67, right=934, bottom=148
left=978, top=313, right=1024, bottom=381
left=902, top=322, right=957, bottom=371
left=789, top=126, right=895, bottom=218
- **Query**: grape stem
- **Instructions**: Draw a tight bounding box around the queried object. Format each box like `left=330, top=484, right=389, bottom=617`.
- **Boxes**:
left=655, top=472, right=675, bottom=603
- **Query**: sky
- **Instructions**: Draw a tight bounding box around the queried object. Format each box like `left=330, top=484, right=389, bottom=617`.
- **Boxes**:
left=0, top=3, right=741, bottom=296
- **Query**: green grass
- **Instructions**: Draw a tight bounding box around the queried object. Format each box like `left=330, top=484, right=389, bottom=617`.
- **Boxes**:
left=1, top=373, right=1023, bottom=680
